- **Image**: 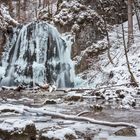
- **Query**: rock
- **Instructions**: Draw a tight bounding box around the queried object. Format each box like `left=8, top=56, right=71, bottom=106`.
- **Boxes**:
left=121, top=94, right=136, bottom=108
left=43, top=99, right=57, bottom=105
left=0, top=31, right=6, bottom=58
left=39, top=128, right=77, bottom=140
left=137, top=89, right=140, bottom=95
left=90, top=104, right=103, bottom=112
left=65, top=95, right=83, bottom=102
left=0, top=119, right=36, bottom=140
left=116, top=90, right=125, bottom=99
left=114, top=127, right=136, bottom=136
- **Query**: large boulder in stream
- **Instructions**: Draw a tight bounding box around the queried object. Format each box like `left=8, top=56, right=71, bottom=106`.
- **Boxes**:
left=114, top=127, right=136, bottom=136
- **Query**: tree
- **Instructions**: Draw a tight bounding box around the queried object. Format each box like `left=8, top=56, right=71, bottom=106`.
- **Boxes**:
left=23, top=0, right=27, bottom=21
left=16, top=0, right=21, bottom=21
left=133, top=0, right=140, bottom=30
left=122, top=22, right=138, bottom=87
left=98, top=0, right=114, bottom=64
left=8, top=0, right=13, bottom=16
left=127, top=0, right=134, bottom=47
left=38, top=0, right=42, bottom=8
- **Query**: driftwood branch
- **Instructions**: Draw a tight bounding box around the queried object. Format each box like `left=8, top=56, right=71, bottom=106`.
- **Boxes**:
left=24, top=107, right=136, bottom=128
left=77, top=111, right=90, bottom=116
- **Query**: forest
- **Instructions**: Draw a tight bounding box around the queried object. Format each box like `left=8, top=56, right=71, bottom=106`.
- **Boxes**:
left=0, top=0, right=140, bottom=140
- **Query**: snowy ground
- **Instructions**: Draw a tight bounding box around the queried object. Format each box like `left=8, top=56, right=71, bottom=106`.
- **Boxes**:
left=77, top=15, right=140, bottom=90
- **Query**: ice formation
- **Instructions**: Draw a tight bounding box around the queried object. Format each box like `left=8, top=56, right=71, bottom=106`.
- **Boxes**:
left=0, top=21, right=75, bottom=87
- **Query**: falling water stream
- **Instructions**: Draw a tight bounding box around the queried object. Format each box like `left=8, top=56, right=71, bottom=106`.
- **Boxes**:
left=0, top=21, right=75, bottom=87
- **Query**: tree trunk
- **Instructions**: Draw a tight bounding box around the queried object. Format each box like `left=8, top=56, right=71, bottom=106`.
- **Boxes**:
left=127, top=0, right=134, bottom=47
left=8, top=0, right=13, bottom=16
left=16, top=0, right=21, bottom=21
left=23, top=0, right=27, bottom=22
left=122, top=23, right=138, bottom=87
left=39, top=0, right=42, bottom=8
left=133, top=0, right=140, bottom=30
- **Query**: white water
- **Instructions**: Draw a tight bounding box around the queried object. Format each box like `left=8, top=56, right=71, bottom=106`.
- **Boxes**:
left=0, top=22, right=75, bottom=87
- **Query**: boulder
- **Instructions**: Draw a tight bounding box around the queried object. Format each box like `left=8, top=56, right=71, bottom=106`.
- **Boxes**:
left=64, top=94, right=83, bottom=102
left=0, top=119, right=36, bottom=140
left=39, top=128, right=77, bottom=140
left=114, top=127, right=136, bottom=136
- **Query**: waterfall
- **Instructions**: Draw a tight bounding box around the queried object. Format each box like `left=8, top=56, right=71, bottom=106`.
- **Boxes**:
left=0, top=21, right=75, bottom=87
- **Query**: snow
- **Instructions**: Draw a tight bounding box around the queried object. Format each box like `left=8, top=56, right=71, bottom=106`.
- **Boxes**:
left=53, top=0, right=104, bottom=33
left=70, top=14, right=140, bottom=109
left=78, top=15, right=140, bottom=88
left=0, top=4, right=18, bottom=26
left=0, top=118, right=34, bottom=132
left=0, top=1, right=140, bottom=139
left=42, top=128, right=77, bottom=140
left=77, top=16, right=140, bottom=87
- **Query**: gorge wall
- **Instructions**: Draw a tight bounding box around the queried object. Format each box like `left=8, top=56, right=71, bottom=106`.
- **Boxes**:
left=50, top=0, right=128, bottom=74
left=0, top=0, right=128, bottom=87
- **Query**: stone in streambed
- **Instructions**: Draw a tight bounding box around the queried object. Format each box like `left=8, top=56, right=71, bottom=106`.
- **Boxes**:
left=114, top=127, right=136, bottom=136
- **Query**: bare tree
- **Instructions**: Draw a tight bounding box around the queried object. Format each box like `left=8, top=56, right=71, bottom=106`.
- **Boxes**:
left=121, top=22, right=138, bottom=87
left=99, top=0, right=114, bottom=64
left=133, top=0, right=140, bottom=30
left=39, top=0, right=42, bottom=8
left=8, top=0, right=13, bottom=16
left=16, top=0, right=21, bottom=21
left=23, top=0, right=27, bottom=21
left=127, top=0, right=134, bottom=47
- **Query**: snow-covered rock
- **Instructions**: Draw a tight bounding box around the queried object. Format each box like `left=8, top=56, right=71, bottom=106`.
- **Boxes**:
left=0, top=119, right=36, bottom=140
left=40, top=128, right=77, bottom=140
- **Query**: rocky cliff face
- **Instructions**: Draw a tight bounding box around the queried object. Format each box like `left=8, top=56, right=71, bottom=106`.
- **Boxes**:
left=51, top=0, right=128, bottom=73
left=81, top=0, right=128, bottom=25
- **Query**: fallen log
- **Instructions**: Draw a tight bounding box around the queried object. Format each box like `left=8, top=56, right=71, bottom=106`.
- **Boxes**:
left=24, top=107, right=136, bottom=128
left=57, top=82, right=139, bottom=93
left=1, top=85, right=25, bottom=91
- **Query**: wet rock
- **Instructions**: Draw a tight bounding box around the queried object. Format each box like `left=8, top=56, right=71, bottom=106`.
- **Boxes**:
left=114, top=127, right=136, bottom=136
left=0, top=119, right=36, bottom=140
left=116, top=90, right=125, bottom=99
left=90, top=104, right=103, bottom=112
left=65, top=95, right=83, bottom=102
left=0, top=108, right=19, bottom=114
left=43, top=99, right=57, bottom=105
left=137, top=89, right=140, bottom=95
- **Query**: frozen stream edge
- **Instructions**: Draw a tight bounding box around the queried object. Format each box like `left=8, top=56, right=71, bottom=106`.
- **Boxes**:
left=0, top=90, right=140, bottom=140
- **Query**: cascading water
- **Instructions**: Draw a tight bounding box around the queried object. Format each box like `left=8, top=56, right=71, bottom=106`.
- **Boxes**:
left=0, top=21, right=75, bottom=87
